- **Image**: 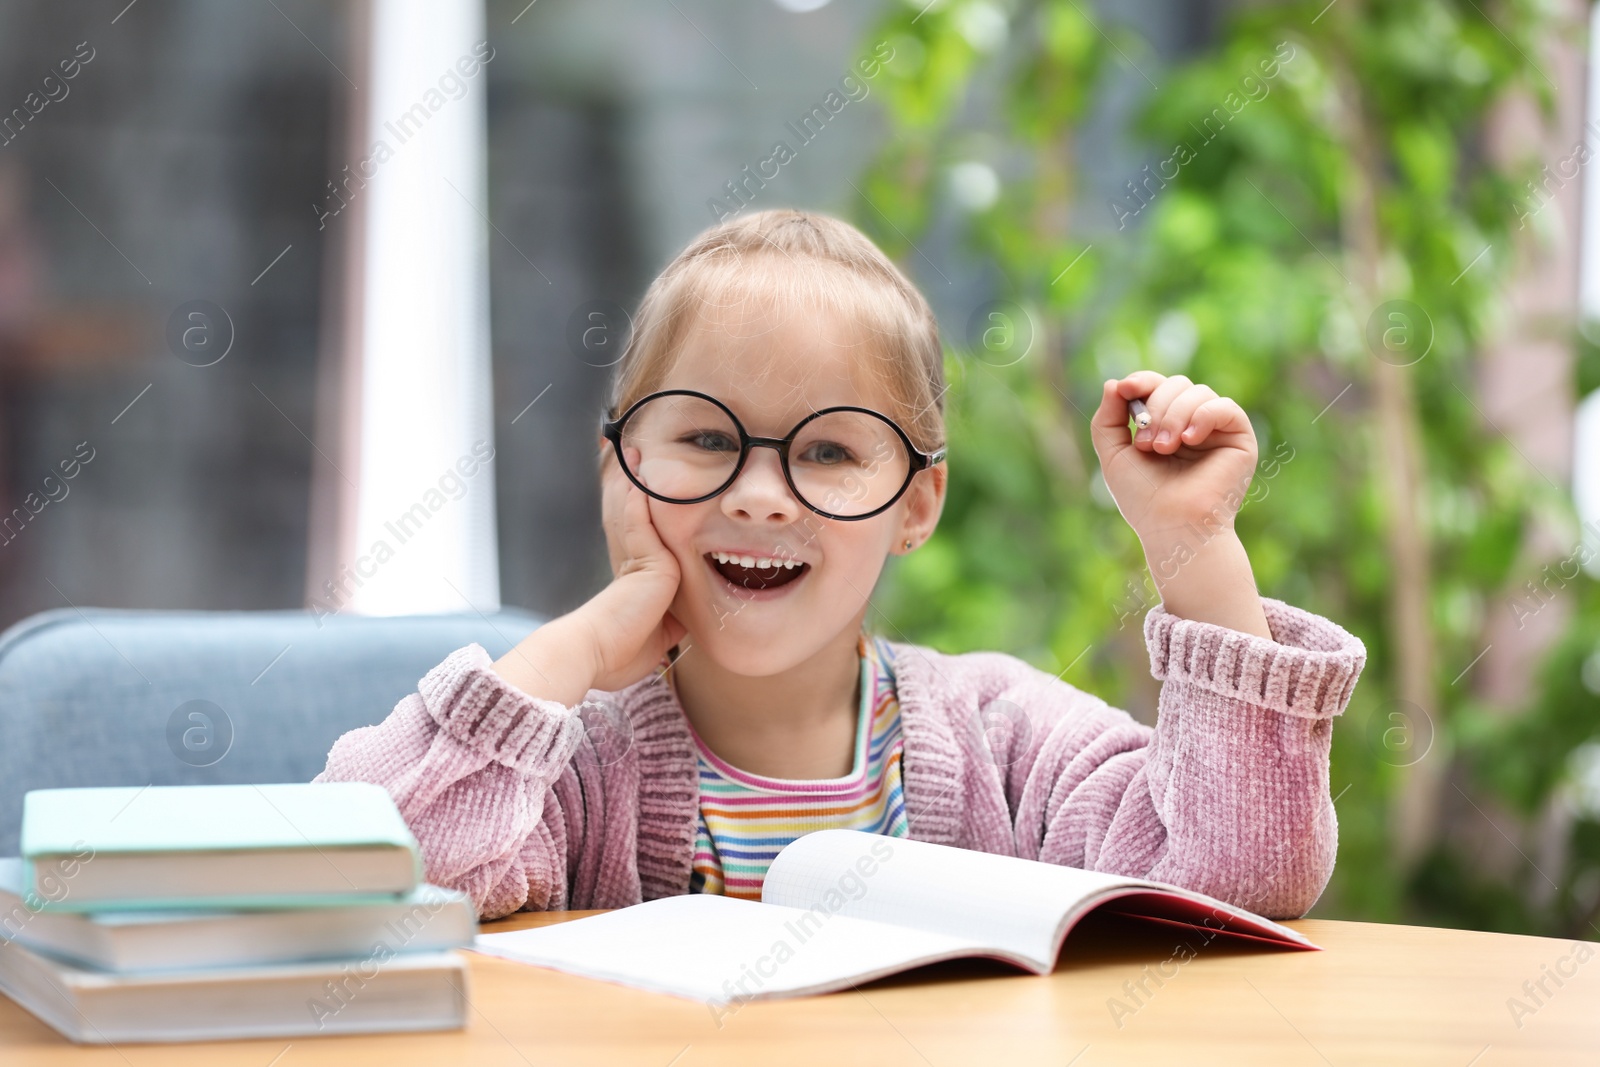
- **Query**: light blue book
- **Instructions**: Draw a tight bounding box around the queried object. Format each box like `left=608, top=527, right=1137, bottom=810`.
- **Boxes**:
left=19, top=782, right=421, bottom=912
left=0, top=860, right=474, bottom=972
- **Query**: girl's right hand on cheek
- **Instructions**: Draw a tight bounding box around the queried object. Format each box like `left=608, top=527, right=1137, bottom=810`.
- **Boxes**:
left=576, top=449, right=688, bottom=692
left=490, top=449, right=688, bottom=704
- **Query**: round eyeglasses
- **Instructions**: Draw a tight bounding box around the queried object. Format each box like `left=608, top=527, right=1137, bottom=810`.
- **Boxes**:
left=601, top=389, right=947, bottom=521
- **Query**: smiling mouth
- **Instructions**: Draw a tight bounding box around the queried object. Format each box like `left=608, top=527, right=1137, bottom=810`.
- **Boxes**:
left=704, top=552, right=810, bottom=592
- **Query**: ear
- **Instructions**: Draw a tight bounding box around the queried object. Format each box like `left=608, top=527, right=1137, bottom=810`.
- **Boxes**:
left=897, top=461, right=947, bottom=553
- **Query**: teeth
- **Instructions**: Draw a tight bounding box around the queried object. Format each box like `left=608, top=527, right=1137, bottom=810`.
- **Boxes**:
left=710, top=551, right=804, bottom=570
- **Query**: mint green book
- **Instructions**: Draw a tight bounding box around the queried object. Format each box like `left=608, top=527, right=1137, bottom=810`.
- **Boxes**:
left=20, top=782, right=422, bottom=912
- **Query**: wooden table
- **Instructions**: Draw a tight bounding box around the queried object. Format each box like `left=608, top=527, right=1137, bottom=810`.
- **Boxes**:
left=1, top=909, right=1597, bottom=1065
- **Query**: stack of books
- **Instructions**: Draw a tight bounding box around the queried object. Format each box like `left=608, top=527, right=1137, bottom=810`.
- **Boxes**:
left=0, top=782, right=475, bottom=1043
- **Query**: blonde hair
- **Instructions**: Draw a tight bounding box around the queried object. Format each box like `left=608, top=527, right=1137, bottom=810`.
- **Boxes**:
left=606, top=209, right=947, bottom=453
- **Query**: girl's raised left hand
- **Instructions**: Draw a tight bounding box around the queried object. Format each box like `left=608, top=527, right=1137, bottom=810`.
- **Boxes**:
left=1089, top=372, right=1259, bottom=546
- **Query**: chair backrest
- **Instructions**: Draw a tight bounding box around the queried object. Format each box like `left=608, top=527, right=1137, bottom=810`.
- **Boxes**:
left=0, top=606, right=545, bottom=855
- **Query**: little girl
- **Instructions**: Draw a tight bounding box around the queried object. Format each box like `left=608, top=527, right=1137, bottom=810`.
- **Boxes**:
left=316, top=209, right=1366, bottom=921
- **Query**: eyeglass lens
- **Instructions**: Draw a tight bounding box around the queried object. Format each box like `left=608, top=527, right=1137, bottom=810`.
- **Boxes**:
left=618, top=394, right=913, bottom=517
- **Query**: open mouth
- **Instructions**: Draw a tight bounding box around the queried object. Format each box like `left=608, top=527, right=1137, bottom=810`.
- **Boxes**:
left=705, top=551, right=810, bottom=594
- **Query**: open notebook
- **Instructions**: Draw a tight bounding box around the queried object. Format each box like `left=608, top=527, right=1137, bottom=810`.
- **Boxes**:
left=471, top=829, right=1316, bottom=1004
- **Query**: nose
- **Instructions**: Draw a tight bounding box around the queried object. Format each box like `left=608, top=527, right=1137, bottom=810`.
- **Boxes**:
left=720, top=444, right=802, bottom=523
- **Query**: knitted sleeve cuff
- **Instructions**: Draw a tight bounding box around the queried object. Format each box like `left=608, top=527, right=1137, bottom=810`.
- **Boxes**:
left=415, top=643, right=586, bottom=777
left=1143, top=596, right=1367, bottom=720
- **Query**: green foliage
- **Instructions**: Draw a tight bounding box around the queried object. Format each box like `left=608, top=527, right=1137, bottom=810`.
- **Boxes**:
left=857, top=0, right=1599, bottom=932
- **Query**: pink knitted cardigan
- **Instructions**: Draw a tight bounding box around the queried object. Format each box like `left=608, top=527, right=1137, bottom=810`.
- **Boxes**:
left=314, top=596, right=1366, bottom=921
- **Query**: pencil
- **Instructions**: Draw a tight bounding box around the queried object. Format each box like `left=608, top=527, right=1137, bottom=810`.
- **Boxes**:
left=1127, top=397, right=1151, bottom=429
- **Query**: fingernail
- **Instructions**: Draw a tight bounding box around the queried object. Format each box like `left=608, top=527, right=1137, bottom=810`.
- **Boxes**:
left=1135, top=427, right=1152, bottom=442
left=1155, top=430, right=1172, bottom=447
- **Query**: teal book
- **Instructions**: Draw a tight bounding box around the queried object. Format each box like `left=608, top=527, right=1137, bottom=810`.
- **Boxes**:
left=0, top=860, right=475, bottom=972
left=19, top=782, right=422, bottom=912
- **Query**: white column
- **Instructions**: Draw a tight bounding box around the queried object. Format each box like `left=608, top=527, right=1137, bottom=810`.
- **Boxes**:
left=314, top=0, right=500, bottom=616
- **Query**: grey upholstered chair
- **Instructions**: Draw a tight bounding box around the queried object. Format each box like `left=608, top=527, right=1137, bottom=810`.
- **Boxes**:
left=0, top=606, right=545, bottom=855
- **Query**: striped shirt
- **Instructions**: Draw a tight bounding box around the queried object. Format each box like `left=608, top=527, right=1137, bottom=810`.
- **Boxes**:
left=686, top=632, right=909, bottom=899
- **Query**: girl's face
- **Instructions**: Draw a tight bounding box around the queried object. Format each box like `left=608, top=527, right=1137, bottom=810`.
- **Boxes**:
left=629, top=299, right=945, bottom=677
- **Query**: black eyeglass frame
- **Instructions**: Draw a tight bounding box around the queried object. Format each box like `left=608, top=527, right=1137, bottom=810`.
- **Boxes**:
left=601, top=388, right=947, bottom=521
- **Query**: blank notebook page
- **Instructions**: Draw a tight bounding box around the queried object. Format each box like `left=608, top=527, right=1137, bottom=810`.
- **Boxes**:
left=471, top=894, right=986, bottom=1002
left=763, top=829, right=1150, bottom=965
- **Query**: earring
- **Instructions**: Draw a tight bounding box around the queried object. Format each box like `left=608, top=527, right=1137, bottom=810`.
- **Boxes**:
left=903, top=538, right=914, bottom=551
